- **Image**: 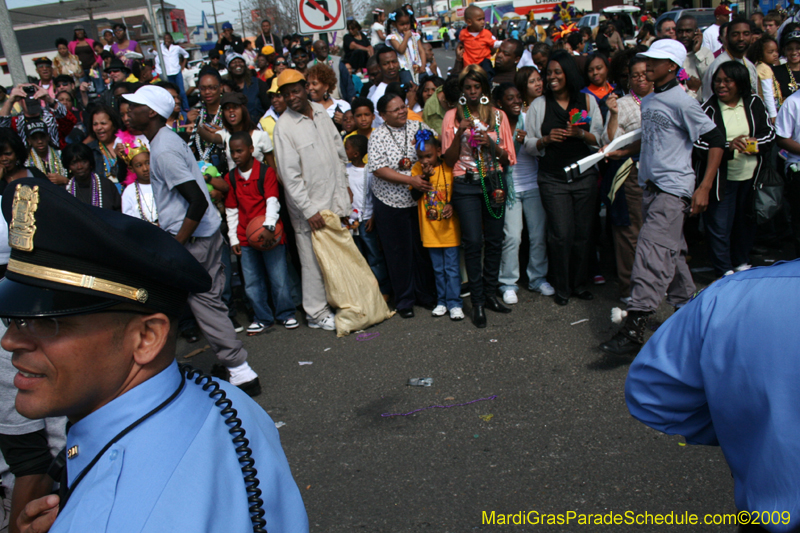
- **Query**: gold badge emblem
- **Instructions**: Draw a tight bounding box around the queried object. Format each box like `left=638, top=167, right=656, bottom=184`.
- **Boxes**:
left=67, top=445, right=79, bottom=459
left=8, top=185, right=39, bottom=252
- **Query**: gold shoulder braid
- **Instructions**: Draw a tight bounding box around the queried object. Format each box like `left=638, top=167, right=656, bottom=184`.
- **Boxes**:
left=9, top=184, right=39, bottom=252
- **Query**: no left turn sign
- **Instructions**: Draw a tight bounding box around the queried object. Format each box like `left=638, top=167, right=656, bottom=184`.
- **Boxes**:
left=297, top=0, right=346, bottom=34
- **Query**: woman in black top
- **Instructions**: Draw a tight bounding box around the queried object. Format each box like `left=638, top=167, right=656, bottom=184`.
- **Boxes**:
left=61, top=142, right=121, bottom=211
left=0, top=129, right=47, bottom=195
left=523, top=50, right=604, bottom=305
left=343, top=21, right=373, bottom=72
left=85, top=104, right=127, bottom=188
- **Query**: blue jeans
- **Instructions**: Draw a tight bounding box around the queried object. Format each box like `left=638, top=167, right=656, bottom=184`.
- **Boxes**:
left=499, top=187, right=548, bottom=292
left=429, top=247, right=463, bottom=309
left=239, top=244, right=296, bottom=325
left=168, top=72, right=190, bottom=112
left=443, top=40, right=450, bottom=50
left=353, top=220, right=391, bottom=295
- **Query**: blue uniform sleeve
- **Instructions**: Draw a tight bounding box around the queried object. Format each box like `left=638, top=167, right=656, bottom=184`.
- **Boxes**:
left=624, top=291, right=720, bottom=446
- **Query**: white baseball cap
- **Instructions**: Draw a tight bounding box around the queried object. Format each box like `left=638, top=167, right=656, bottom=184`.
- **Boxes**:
left=637, top=39, right=686, bottom=70
left=122, top=85, right=175, bottom=120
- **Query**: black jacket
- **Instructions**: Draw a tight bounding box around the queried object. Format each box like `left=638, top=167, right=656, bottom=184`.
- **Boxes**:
left=693, top=94, right=775, bottom=202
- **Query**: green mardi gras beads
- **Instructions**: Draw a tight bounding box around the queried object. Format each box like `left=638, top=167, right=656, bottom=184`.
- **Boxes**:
left=463, top=105, right=504, bottom=219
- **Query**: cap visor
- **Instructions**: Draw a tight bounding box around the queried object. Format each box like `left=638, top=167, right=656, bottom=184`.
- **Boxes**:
left=0, top=278, right=119, bottom=318
left=636, top=50, right=670, bottom=59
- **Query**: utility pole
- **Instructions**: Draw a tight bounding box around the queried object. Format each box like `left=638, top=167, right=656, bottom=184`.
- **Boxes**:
left=239, top=1, right=246, bottom=38
left=143, top=0, right=166, bottom=81
left=160, top=0, right=170, bottom=36
left=202, top=0, right=221, bottom=36
left=0, top=0, right=26, bottom=85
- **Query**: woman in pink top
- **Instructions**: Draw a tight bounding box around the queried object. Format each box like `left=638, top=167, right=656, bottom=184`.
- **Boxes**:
left=441, top=65, right=516, bottom=328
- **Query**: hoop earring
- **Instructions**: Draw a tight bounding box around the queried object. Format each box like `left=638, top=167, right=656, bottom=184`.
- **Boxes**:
left=458, top=94, right=467, bottom=106
left=479, top=95, right=490, bottom=105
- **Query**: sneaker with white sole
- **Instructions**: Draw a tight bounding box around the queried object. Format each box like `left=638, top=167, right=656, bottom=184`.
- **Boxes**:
left=502, top=289, right=518, bottom=305
left=734, top=263, right=752, bottom=272
left=282, top=317, right=299, bottom=329
left=308, top=313, right=336, bottom=331
left=723, top=270, right=735, bottom=277
left=449, top=307, right=465, bottom=321
left=532, top=281, right=555, bottom=296
left=247, top=321, right=266, bottom=335
left=432, top=305, right=447, bottom=316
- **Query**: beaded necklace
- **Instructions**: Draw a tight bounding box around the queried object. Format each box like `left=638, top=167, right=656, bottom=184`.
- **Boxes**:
left=463, top=105, right=504, bottom=219
left=28, top=147, right=66, bottom=176
left=787, top=65, right=798, bottom=94
left=135, top=182, right=158, bottom=225
left=386, top=122, right=412, bottom=170
left=98, top=142, right=117, bottom=181
left=67, top=173, right=103, bottom=208
left=631, top=92, right=642, bottom=106
left=193, top=105, right=222, bottom=161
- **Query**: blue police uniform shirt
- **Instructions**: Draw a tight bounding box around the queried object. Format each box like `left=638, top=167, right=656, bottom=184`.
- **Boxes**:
left=52, top=361, right=309, bottom=533
left=625, top=260, right=800, bottom=532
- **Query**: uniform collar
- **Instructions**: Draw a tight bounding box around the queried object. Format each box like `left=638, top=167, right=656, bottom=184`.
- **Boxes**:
left=65, top=361, right=183, bottom=485
left=287, top=101, right=324, bottom=123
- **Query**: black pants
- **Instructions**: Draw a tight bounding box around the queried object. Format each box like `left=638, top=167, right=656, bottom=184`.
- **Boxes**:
left=372, top=196, right=436, bottom=310
left=537, top=170, right=598, bottom=299
left=787, top=170, right=800, bottom=259
left=451, top=181, right=505, bottom=306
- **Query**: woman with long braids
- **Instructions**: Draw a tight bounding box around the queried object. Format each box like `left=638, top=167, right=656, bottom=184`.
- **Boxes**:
left=524, top=50, right=603, bottom=306
left=441, top=65, right=516, bottom=328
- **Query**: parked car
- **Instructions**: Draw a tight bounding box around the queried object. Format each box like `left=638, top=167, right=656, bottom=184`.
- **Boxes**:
left=655, top=8, right=716, bottom=32
left=417, top=16, right=443, bottom=45
left=578, top=6, right=639, bottom=38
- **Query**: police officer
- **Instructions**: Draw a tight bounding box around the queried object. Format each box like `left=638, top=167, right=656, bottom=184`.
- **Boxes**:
left=0, top=180, right=308, bottom=532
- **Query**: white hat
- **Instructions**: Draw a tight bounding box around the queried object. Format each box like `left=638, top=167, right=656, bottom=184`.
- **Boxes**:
left=637, top=39, right=686, bottom=70
left=122, top=86, right=175, bottom=120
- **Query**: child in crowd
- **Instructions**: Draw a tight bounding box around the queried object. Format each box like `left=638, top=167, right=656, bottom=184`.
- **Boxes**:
left=344, top=134, right=391, bottom=298
left=24, top=120, right=67, bottom=186
left=748, top=35, right=780, bottom=120
left=459, top=5, right=501, bottom=71
left=385, top=7, right=426, bottom=83
left=118, top=134, right=157, bottom=225
left=341, top=110, right=356, bottom=138
left=223, top=131, right=298, bottom=333
left=412, top=130, right=463, bottom=321
left=347, top=98, right=375, bottom=140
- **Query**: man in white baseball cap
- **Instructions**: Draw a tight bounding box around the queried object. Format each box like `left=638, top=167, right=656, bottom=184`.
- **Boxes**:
left=123, top=86, right=262, bottom=397
left=599, top=38, right=725, bottom=357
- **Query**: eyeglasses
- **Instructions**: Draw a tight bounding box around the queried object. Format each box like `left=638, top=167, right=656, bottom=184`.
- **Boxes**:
left=275, top=61, right=287, bottom=65
left=2, top=310, right=153, bottom=339
left=107, top=69, right=121, bottom=74
left=630, top=72, right=648, bottom=80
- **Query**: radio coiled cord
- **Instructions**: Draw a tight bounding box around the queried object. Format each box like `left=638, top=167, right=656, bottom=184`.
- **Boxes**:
left=180, top=364, right=267, bottom=533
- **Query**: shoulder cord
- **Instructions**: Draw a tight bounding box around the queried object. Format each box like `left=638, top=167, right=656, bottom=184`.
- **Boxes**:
left=53, top=365, right=267, bottom=533
left=180, top=364, right=267, bottom=533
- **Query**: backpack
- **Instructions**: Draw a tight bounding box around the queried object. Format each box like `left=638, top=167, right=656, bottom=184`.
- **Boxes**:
left=227, top=160, right=270, bottom=198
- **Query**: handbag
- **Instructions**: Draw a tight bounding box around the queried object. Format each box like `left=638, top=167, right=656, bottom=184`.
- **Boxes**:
left=748, top=154, right=784, bottom=225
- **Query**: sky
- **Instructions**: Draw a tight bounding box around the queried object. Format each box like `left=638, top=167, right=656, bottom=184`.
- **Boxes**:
left=7, top=0, right=243, bottom=28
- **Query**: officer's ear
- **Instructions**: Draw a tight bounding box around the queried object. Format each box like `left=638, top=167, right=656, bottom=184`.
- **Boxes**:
left=128, top=313, right=172, bottom=367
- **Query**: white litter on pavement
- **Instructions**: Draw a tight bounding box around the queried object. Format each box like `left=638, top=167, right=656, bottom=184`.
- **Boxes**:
left=571, top=319, right=589, bottom=326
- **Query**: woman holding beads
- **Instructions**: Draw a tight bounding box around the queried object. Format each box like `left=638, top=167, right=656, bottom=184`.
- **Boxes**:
left=524, top=50, right=603, bottom=306
left=189, top=67, right=227, bottom=172
left=441, top=65, right=517, bottom=328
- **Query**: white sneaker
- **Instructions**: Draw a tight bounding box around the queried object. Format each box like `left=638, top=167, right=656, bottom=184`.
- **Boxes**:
left=432, top=305, right=447, bottom=316
left=533, top=281, right=555, bottom=296
left=502, top=289, right=518, bottom=305
left=247, top=321, right=266, bottom=335
left=734, top=263, right=752, bottom=272
left=723, top=270, right=735, bottom=277
left=308, top=313, right=336, bottom=331
left=282, top=318, right=299, bottom=329
left=449, top=307, right=465, bottom=321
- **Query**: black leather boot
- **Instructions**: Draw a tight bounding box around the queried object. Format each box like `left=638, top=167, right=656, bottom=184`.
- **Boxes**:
left=485, top=296, right=511, bottom=313
left=599, top=311, right=650, bottom=356
left=472, top=305, right=487, bottom=328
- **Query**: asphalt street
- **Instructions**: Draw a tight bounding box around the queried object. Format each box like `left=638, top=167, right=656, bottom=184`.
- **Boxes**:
left=175, top=47, right=788, bottom=532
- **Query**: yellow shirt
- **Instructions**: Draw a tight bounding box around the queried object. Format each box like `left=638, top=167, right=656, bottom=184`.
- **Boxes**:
left=721, top=100, right=757, bottom=182
left=413, top=162, right=460, bottom=248
left=260, top=115, right=277, bottom=143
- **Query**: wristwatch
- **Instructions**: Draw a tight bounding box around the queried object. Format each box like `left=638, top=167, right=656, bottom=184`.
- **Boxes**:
left=265, top=224, right=275, bottom=232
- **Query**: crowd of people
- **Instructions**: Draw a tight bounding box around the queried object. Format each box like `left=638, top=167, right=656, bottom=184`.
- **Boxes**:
left=1, top=5, right=800, bottom=351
